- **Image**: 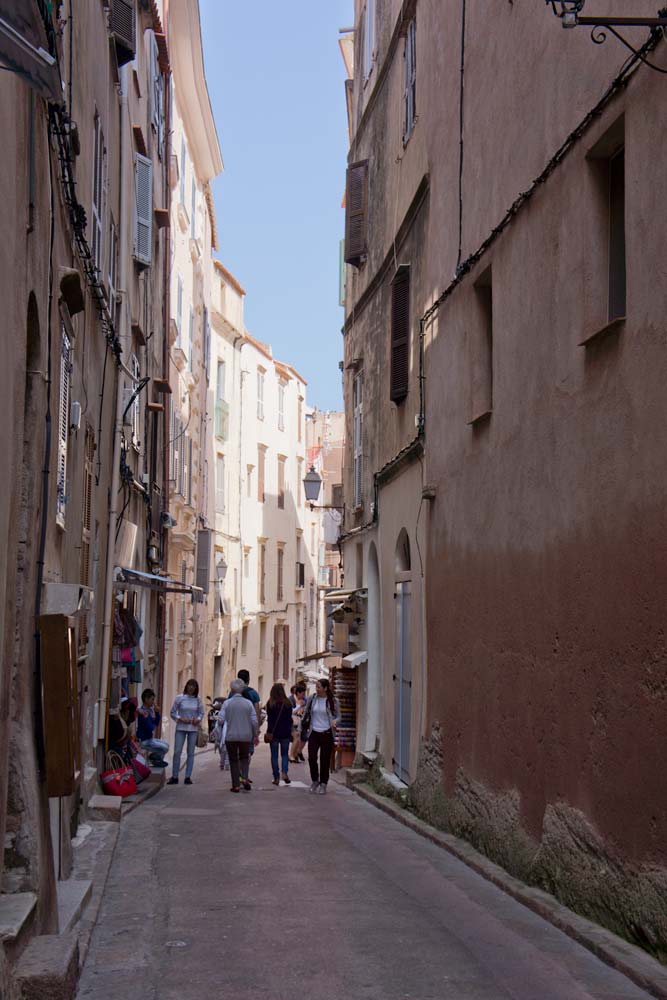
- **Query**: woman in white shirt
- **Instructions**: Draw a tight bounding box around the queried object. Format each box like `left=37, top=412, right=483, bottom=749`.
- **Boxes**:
left=167, top=679, right=204, bottom=785
left=300, top=679, right=341, bottom=795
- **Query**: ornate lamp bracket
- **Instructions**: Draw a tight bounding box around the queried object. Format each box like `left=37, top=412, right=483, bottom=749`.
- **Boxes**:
left=546, top=2, right=667, bottom=72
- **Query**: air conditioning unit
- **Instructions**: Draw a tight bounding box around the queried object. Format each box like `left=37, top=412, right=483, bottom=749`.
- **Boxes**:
left=109, top=0, right=136, bottom=67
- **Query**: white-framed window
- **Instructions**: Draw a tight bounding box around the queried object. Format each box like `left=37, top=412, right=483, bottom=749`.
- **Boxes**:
left=108, top=219, right=118, bottom=323
left=297, top=457, right=303, bottom=506
left=179, top=135, right=186, bottom=206
left=180, top=560, right=187, bottom=632
left=257, top=368, right=265, bottom=420
left=277, top=545, right=284, bottom=602
left=278, top=381, right=285, bottom=431
left=215, top=453, right=225, bottom=512
left=133, top=152, right=153, bottom=266
left=56, top=326, right=72, bottom=528
left=297, top=396, right=303, bottom=442
left=92, top=111, right=105, bottom=274
left=403, top=18, right=417, bottom=143
left=216, top=359, right=226, bottom=401
left=363, top=0, right=376, bottom=82
left=191, top=177, right=196, bottom=238
left=181, top=434, right=190, bottom=501
left=176, top=272, right=183, bottom=346
left=130, top=353, right=141, bottom=448
left=353, top=372, right=363, bottom=508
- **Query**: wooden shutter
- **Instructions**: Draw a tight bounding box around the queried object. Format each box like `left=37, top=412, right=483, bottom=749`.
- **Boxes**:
left=196, top=529, right=212, bottom=594
left=133, top=152, right=153, bottom=265
left=273, top=624, right=280, bottom=680
left=283, top=625, right=289, bottom=678
left=344, top=160, right=369, bottom=266
left=56, top=329, right=71, bottom=527
left=390, top=266, right=410, bottom=403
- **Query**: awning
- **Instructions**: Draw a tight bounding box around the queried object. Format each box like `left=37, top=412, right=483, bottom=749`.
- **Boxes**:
left=296, top=650, right=339, bottom=664
left=116, top=567, right=203, bottom=597
left=342, top=650, right=368, bottom=668
left=323, top=588, right=367, bottom=602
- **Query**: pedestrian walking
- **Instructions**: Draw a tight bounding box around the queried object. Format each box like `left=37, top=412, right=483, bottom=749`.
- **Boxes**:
left=264, top=683, right=294, bottom=786
left=300, top=678, right=341, bottom=795
left=167, top=679, right=204, bottom=786
left=216, top=678, right=258, bottom=792
left=289, top=682, right=307, bottom=763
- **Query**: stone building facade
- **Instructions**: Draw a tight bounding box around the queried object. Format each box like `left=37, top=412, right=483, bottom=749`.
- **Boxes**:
left=341, top=0, right=667, bottom=956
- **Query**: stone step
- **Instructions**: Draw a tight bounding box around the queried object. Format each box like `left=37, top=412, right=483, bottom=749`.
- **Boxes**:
left=14, top=932, right=79, bottom=1000
left=86, top=795, right=122, bottom=822
left=56, top=878, right=92, bottom=934
left=0, top=891, right=37, bottom=958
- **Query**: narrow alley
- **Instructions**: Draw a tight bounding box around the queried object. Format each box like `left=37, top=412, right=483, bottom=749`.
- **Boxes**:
left=77, top=749, right=651, bottom=1000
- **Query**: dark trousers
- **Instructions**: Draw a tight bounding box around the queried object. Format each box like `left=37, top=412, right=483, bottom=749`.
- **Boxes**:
left=226, top=741, right=250, bottom=788
left=308, top=729, right=334, bottom=785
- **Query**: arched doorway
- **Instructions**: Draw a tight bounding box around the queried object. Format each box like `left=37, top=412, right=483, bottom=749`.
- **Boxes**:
left=393, top=529, right=412, bottom=781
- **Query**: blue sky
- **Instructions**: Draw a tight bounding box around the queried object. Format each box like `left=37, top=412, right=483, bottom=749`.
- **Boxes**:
left=199, top=0, right=353, bottom=412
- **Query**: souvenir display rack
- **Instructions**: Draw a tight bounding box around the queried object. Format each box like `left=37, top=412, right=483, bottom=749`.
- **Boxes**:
left=330, top=666, right=357, bottom=769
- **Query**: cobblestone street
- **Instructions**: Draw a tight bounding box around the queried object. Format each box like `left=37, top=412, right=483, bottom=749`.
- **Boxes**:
left=76, top=748, right=652, bottom=1000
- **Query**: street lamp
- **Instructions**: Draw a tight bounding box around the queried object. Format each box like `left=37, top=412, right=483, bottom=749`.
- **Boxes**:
left=545, top=1, right=667, bottom=71
left=302, top=466, right=345, bottom=512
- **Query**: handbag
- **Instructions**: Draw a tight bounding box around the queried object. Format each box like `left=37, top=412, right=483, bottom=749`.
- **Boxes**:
left=100, top=752, right=138, bottom=797
left=264, top=701, right=286, bottom=743
left=131, top=752, right=151, bottom=783
left=196, top=726, right=208, bottom=749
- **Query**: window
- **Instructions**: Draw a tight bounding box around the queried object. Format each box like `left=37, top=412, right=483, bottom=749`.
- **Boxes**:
left=277, top=546, right=284, bottom=602
left=241, top=623, right=248, bottom=655
left=608, top=148, right=626, bottom=322
left=277, top=456, right=286, bottom=509
left=344, top=160, right=369, bottom=267
left=257, top=446, right=266, bottom=502
left=56, top=326, right=72, bottom=527
left=187, top=307, right=194, bottom=370
left=246, top=464, right=253, bottom=499
left=180, top=560, right=187, bottom=632
left=257, top=368, right=265, bottom=420
left=149, top=31, right=163, bottom=158
left=297, top=396, right=303, bottom=442
left=363, top=0, right=376, bottom=81
left=297, top=458, right=303, bottom=506
left=258, top=543, right=266, bottom=603
left=176, top=273, right=183, bottom=346
left=181, top=435, right=190, bottom=502
left=179, top=136, right=186, bottom=205
left=92, top=112, right=105, bottom=274
left=215, top=453, right=225, bottom=512
left=133, top=152, right=153, bottom=266
left=215, top=360, right=229, bottom=440
left=309, top=580, right=315, bottom=627
left=469, top=268, right=493, bottom=424
left=79, top=426, right=95, bottom=653
left=353, top=373, right=363, bottom=508
left=108, top=220, right=118, bottom=323
left=203, top=307, right=211, bottom=380
left=403, top=19, right=417, bottom=143
left=243, top=547, right=250, bottom=578
left=278, top=381, right=285, bottom=431
left=390, top=266, right=410, bottom=403
left=191, top=177, right=196, bottom=238
left=130, top=354, right=141, bottom=448
left=259, top=620, right=267, bottom=659
left=296, top=606, right=301, bottom=660
left=310, top=522, right=316, bottom=557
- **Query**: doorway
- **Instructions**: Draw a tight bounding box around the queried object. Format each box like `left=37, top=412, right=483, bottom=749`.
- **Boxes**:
left=393, top=530, right=412, bottom=782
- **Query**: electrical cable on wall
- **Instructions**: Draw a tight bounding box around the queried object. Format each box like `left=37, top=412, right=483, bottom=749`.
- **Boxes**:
left=456, top=0, right=467, bottom=272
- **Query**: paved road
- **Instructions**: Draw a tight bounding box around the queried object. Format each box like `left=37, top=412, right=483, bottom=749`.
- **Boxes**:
left=77, top=746, right=652, bottom=1000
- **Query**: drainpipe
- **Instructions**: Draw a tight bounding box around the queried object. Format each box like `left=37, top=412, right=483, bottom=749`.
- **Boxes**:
left=96, top=66, right=130, bottom=747
left=157, top=60, right=172, bottom=727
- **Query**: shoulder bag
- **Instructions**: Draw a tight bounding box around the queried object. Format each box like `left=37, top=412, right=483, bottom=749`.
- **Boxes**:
left=264, top=700, right=287, bottom=743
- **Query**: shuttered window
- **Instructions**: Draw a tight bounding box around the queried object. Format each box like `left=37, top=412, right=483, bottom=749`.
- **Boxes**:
left=344, top=160, right=369, bottom=267
left=56, top=327, right=72, bottom=527
left=92, top=113, right=105, bottom=275
left=353, top=373, right=363, bottom=508
left=149, top=31, right=163, bottom=158
left=130, top=354, right=141, bottom=447
left=133, top=152, right=153, bottom=266
left=215, top=453, right=225, bottom=512
left=258, top=543, right=266, bottom=604
left=79, top=426, right=95, bottom=655
left=403, top=19, right=417, bottom=143
left=277, top=457, right=286, bottom=509
left=363, top=0, right=376, bottom=80
left=257, top=446, right=266, bottom=503
left=176, top=273, right=183, bottom=346
left=257, top=369, right=265, bottom=420
left=108, top=220, right=118, bottom=324
left=390, top=266, right=410, bottom=403
left=277, top=546, right=284, bottom=602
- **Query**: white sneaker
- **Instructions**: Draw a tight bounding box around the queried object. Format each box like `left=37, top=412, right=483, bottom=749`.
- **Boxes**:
left=317, top=783, right=327, bottom=795
left=309, top=781, right=320, bottom=793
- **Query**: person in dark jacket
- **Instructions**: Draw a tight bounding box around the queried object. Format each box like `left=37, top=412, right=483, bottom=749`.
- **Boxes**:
left=265, top=683, right=294, bottom=786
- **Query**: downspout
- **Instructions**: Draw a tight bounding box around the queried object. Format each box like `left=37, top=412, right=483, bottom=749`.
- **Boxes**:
left=96, top=66, right=130, bottom=747
left=157, top=60, right=172, bottom=724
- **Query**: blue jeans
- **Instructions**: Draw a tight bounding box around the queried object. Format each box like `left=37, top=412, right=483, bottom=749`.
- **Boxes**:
left=172, top=729, right=197, bottom=779
left=141, top=737, right=169, bottom=763
left=270, top=738, right=291, bottom=779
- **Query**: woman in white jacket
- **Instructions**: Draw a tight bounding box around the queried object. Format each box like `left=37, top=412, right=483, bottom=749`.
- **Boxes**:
left=167, top=679, right=204, bottom=785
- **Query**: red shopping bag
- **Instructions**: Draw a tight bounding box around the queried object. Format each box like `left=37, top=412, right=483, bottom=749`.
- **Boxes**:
left=100, top=753, right=138, bottom=797
left=131, top=753, right=151, bottom=782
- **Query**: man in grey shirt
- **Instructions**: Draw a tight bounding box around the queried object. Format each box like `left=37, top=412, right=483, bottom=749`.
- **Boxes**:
left=215, top=679, right=258, bottom=792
